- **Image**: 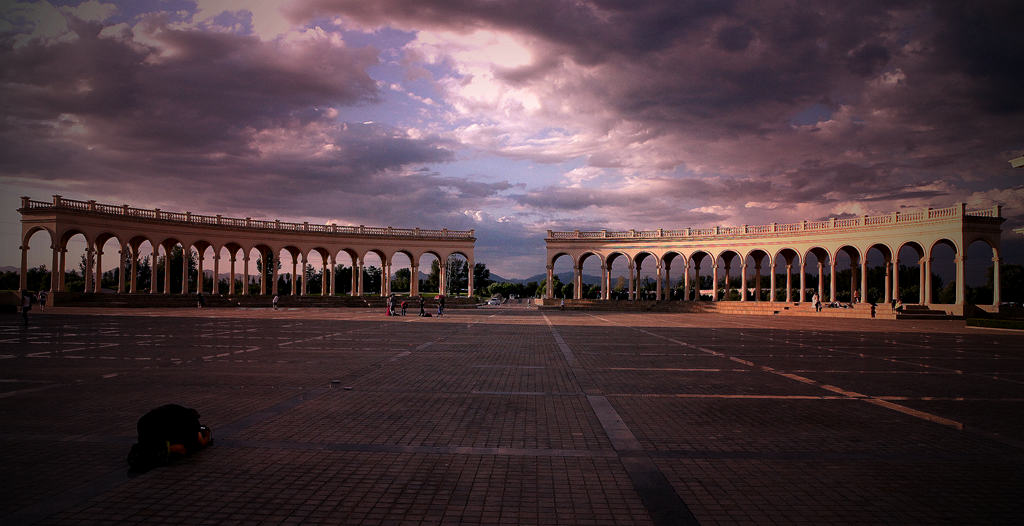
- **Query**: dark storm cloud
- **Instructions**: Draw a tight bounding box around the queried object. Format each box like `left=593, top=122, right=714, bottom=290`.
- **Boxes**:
left=1, top=15, right=379, bottom=155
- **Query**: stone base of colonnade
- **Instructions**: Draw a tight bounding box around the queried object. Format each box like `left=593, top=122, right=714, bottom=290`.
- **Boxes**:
left=46, top=292, right=483, bottom=310
left=542, top=298, right=965, bottom=320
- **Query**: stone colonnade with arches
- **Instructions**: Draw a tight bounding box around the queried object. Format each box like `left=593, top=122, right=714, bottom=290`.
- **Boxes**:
left=18, top=196, right=475, bottom=298
left=545, top=204, right=1004, bottom=315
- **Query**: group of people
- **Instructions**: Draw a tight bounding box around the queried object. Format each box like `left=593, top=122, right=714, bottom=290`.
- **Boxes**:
left=385, top=294, right=445, bottom=317
left=810, top=290, right=868, bottom=312
left=19, top=290, right=46, bottom=326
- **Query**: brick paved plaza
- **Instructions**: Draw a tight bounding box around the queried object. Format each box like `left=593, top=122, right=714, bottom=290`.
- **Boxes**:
left=1, top=307, right=1022, bottom=525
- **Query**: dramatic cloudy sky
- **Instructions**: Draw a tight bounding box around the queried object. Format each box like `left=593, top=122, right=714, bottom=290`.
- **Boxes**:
left=2, top=0, right=1022, bottom=277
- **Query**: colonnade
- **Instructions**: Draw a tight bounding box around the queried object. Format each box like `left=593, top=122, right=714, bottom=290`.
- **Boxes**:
left=546, top=204, right=1004, bottom=311
left=18, top=196, right=475, bottom=298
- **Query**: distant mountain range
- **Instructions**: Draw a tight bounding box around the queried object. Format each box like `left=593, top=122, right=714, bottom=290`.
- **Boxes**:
left=489, top=271, right=602, bottom=285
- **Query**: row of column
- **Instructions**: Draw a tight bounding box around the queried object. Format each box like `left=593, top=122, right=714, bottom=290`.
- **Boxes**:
left=21, top=243, right=476, bottom=297
left=546, top=254, right=1000, bottom=306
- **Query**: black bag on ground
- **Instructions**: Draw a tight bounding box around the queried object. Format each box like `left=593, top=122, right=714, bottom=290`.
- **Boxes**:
left=127, top=404, right=211, bottom=472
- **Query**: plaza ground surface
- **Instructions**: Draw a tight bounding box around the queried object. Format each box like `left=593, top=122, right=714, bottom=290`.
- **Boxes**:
left=1, top=307, right=1022, bottom=525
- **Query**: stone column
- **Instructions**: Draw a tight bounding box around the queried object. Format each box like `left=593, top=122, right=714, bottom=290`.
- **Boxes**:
left=799, top=260, right=806, bottom=303
left=683, top=260, right=691, bottom=301
left=655, top=262, right=663, bottom=301
left=301, top=257, right=309, bottom=296
left=161, top=247, right=170, bottom=294
left=19, top=244, right=28, bottom=292
left=628, top=263, right=635, bottom=301
left=242, top=255, right=249, bottom=296
left=291, top=259, right=298, bottom=296
left=410, top=264, right=419, bottom=296
left=955, top=255, right=965, bottom=306
left=545, top=265, right=553, bottom=299
left=712, top=263, right=719, bottom=301
left=271, top=252, right=279, bottom=296
left=180, top=248, right=189, bottom=295
left=829, top=260, right=837, bottom=303
left=992, top=256, right=1001, bottom=306
left=85, top=247, right=95, bottom=293
left=817, top=261, right=825, bottom=301
left=740, top=263, right=748, bottom=302
left=860, top=260, right=868, bottom=304
left=213, top=254, right=220, bottom=294
left=883, top=260, right=891, bottom=304
left=130, top=245, right=138, bottom=293
left=848, top=259, right=856, bottom=302
left=322, top=257, right=329, bottom=296
left=357, top=260, right=365, bottom=296
left=798, top=259, right=806, bottom=303
left=600, top=265, right=608, bottom=300
left=468, top=258, right=475, bottom=297
left=380, top=263, right=388, bottom=296
left=259, top=252, right=266, bottom=295
left=439, top=261, right=447, bottom=296
left=94, top=249, right=103, bottom=293
left=196, top=251, right=204, bottom=294
left=117, top=245, right=126, bottom=293
left=785, top=264, right=792, bottom=302
left=754, top=263, right=761, bottom=302
left=891, top=257, right=899, bottom=301
left=50, top=244, right=60, bottom=292
left=329, top=256, right=336, bottom=296
left=664, top=261, right=673, bottom=300
left=769, top=260, right=776, bottom=302
left=352, top=261, right=360, bottom=296
left=60, top=248, right=68, bottom=292
left=918, top=257, right=926, bottom=304
left=229, top=255, right=236, bottom=295
left=923, top=258, right=932, bottom=304
left=723, top=263, right=731, bottom=300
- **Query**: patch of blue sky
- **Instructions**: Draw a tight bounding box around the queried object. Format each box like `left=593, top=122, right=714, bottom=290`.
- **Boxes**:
left=789, top=103, right=832, bottom=126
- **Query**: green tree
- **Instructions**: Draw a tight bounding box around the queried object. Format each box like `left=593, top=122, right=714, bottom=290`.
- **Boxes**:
left=392, top=268, right=411, bottom=293
left=473, top=262, right=492, bottom=295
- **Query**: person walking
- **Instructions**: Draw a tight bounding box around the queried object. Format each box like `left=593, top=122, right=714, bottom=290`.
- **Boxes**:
left=38, top=290, right=47, bottom=311
left=197, top=292, right=205, bottom=309
left=418, top=296, right=426, bottom=317
left=401, top=300, right=407, bottom=316
left=812, top=292, right=821, bottom=312
left=437, top=295, right=445, bottom=317
left=272, top=294, right=279, bottom=310
left=21, top=291, right=33, bottom=327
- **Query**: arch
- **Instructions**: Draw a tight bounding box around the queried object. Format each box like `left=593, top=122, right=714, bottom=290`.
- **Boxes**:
left=689, top=250, right=713, bottom=301
left=360, top=249, right=386, bottom=296
left=964, top=237, right=1000, bottom=307
left=575, top=251, right=602, bottom=300
left=742, top=249, right=771, bottom=301
left=861, top=243, right=894, bottom=305
left=416, top=251, right=442, bottom=296
left=660, top=251, right=686, bottom=301
left=713, top=250, right=742, bottom=301
left=603, top=252, right=630, bottom=301
left=770, top=248, right=801, bottom=303
left=20, top=226, right=56, bottom=293
left=442, top=251, right=470, bottom=297
left=928, top=239, right=958, bottom=305
left=803, top=247, right=832, bottom=303
left=633, top=251, right=656, bottom=300
left=389, top=250, right=414, bottom=296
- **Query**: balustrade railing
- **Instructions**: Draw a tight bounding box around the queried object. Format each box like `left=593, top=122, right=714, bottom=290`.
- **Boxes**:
left=20, top=196, right=474, bottom=240
left=545, top=203, right=1001, bottom=240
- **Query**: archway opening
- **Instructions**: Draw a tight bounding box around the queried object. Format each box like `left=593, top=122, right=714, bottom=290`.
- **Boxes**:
left=930, top=240, right=957, bottom=304
left=418, top=252, right=440, bottom=296
left=965, top=240, right=997, bottom=306
left=334, top=250, right=356, bottom=296
left=363, top=251, right=385, bottom=296
left=390, top=251, right=413, bottom=296
left=606, top=253, right=629, bottom=301
left=21, top=227, right=55, bottom=293
left=634, top=252, right=656, bottom=300
left=445, top=252, right=470, bottom=297
left=578, top=252, right=602, bottom=299
left=690, top=251, right=712, bottom=301
left=804, top=248, right=831, bottom=303
left=863, top=245, right=893, bottom=305
left=548, top=253, right=573, bottom=299
left=833, top=246, right=859, bottom=303
left=717, top=251, right=741, bottom=301
left=896, top=243, right=924, bottom=304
